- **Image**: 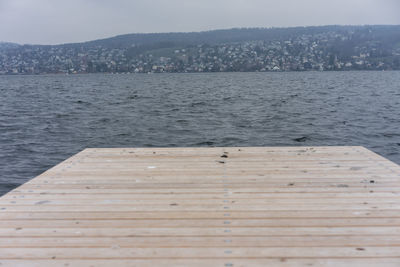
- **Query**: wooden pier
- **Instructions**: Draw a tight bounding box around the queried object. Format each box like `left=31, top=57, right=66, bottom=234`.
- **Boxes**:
left=1, top=146, right=400, bottom=266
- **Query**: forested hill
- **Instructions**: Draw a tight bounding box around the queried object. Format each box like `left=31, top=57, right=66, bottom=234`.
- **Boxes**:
left=78, top=25, right=400, bottom=48
left=1, top=25, right=400, bottom=74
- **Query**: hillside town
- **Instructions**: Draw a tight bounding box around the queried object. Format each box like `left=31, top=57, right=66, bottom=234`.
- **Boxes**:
left=1, top=28, right=400, bottom=74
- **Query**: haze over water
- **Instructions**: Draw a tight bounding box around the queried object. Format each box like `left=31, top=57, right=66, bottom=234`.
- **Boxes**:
left=1, top=71, right=400, bottom=195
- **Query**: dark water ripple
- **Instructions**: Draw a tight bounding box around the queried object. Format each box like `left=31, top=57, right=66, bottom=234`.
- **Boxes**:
left=1, top=72, right=400, bottom=195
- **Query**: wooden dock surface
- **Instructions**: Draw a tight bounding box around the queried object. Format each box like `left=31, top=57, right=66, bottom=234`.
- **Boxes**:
left=1, top=146, right=400, bottom=266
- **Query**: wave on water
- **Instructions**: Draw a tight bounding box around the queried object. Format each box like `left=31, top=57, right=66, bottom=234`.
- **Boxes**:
left=0, top=71, right=400, bottom=195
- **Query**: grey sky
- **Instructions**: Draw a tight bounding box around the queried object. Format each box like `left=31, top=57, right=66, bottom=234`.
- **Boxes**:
left=0, top=0, right=399, bottom=45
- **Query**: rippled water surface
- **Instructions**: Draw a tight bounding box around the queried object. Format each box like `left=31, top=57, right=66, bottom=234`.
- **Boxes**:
left=1, top=72, right=400, bottom=195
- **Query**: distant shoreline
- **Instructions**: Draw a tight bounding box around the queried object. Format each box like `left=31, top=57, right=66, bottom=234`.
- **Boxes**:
left=1, top=25, right=400, bottom=75
left=0, top=69, right=399, bottom=76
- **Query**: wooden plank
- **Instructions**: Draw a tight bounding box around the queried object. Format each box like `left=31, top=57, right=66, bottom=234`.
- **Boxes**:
left=1, top=259, right=400, bottom=267
left=4, top=192, right=399, bottom=199
left=1, top=210, right=400, bottom=220
left=2, top=204, right=400, bottom=212
left=1, top=227, right=400, bottom=237
left=2, top=235, right=400, bottom=248
left=2, top=247, right=400, bottom=258
left=0, top=146, right=400, bottom=266
left=1, top=218, right=400, bottom=228
left=3, top=197, right=400, bottom=205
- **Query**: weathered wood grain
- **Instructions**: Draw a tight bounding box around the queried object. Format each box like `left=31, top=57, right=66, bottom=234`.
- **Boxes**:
left=0, top=146, right=399, bottom=266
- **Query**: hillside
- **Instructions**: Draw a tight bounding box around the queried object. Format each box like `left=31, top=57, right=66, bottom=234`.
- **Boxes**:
left=1, top=25, right=400, bottom=74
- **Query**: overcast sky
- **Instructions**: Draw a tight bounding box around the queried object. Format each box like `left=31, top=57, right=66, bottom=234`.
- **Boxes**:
left=0, top=0, right=399, bottom=45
